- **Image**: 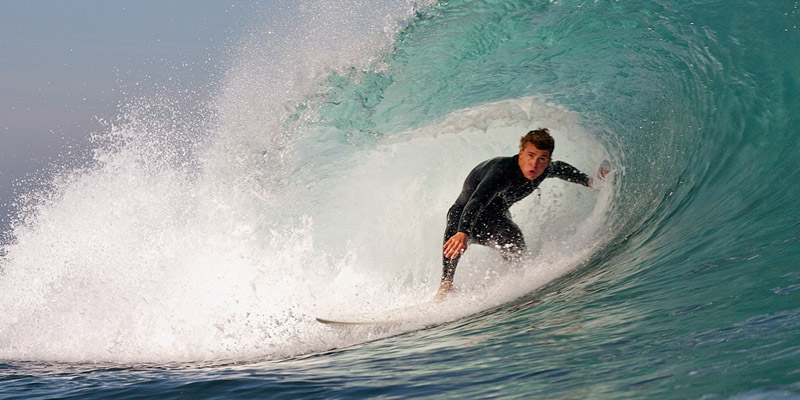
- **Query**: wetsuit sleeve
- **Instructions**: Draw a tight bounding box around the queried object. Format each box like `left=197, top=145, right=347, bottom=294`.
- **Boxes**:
left=549, top=161, right=590, bottom=186
left=456, top=165, right=507, bottom=236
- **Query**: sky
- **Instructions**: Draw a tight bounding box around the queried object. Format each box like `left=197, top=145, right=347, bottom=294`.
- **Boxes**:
left=0, top=1, right=261, bottom=232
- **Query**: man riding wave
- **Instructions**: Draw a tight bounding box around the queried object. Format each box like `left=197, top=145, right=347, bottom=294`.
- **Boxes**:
left=436, top=128, right=608, bottom=300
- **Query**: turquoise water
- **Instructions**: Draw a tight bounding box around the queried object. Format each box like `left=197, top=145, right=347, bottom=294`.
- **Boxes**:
left=2, top=0, right=799, bottom=398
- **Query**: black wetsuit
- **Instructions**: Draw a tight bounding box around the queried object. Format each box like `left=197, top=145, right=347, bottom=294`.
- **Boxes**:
left=442, top=155, right=590, bottom=282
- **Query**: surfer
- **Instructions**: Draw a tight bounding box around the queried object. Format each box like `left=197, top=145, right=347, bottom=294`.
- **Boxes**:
left=435, top=128, right=608, bottom=300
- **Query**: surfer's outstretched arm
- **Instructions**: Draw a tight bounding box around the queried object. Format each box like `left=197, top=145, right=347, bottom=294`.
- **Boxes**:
left=548, top=160, right=610, bottom=188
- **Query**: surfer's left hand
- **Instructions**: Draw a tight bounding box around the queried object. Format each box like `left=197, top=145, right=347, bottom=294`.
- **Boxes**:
left=589, top=164, right=611, bottom=187
left=597, top=165, right=610, bottom=179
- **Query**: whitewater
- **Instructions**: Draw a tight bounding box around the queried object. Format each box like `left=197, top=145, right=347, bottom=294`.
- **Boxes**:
left=2, top=0, right=799, bottom=398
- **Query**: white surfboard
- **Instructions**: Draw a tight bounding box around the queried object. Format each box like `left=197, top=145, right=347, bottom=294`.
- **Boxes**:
left=315, top=301, right=437, bottom=326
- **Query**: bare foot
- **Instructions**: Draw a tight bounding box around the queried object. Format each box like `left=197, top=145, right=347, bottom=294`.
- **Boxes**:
left=434, top=280, right=453, bottom=302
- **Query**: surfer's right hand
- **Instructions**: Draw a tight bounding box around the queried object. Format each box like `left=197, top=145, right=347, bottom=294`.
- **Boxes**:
left=443, top=232, right=468, bottom=259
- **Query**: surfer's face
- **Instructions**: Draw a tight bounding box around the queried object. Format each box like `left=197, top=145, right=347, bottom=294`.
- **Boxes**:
left=518, top=143, right=551, bottom=180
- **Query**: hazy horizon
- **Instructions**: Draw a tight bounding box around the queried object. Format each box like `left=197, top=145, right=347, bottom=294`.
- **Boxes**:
left=1, top=1, right=258, bottom=233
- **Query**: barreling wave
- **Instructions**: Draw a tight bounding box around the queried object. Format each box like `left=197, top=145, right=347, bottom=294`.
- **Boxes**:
left=1, top=1, right=799, bottom=396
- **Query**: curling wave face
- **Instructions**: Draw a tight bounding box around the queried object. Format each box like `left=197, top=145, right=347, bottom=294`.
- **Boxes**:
left=1, top=6, right=798, bottom=398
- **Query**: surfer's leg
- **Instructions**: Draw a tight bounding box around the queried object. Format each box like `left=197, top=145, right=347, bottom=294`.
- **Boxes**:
left=441, top=205, right=462, bottom=282
left=487, top=216, right=526, bottom=265
left=442, top=256, right=460, bottom=282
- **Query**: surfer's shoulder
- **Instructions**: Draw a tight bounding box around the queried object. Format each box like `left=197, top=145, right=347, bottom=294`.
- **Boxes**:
left=487, top=155, right=517, bottom=169
left=480, top=155, right=517, bottom=176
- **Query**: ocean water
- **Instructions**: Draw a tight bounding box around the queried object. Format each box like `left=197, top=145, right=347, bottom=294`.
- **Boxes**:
left=2, top=0, right=799, bottom=398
